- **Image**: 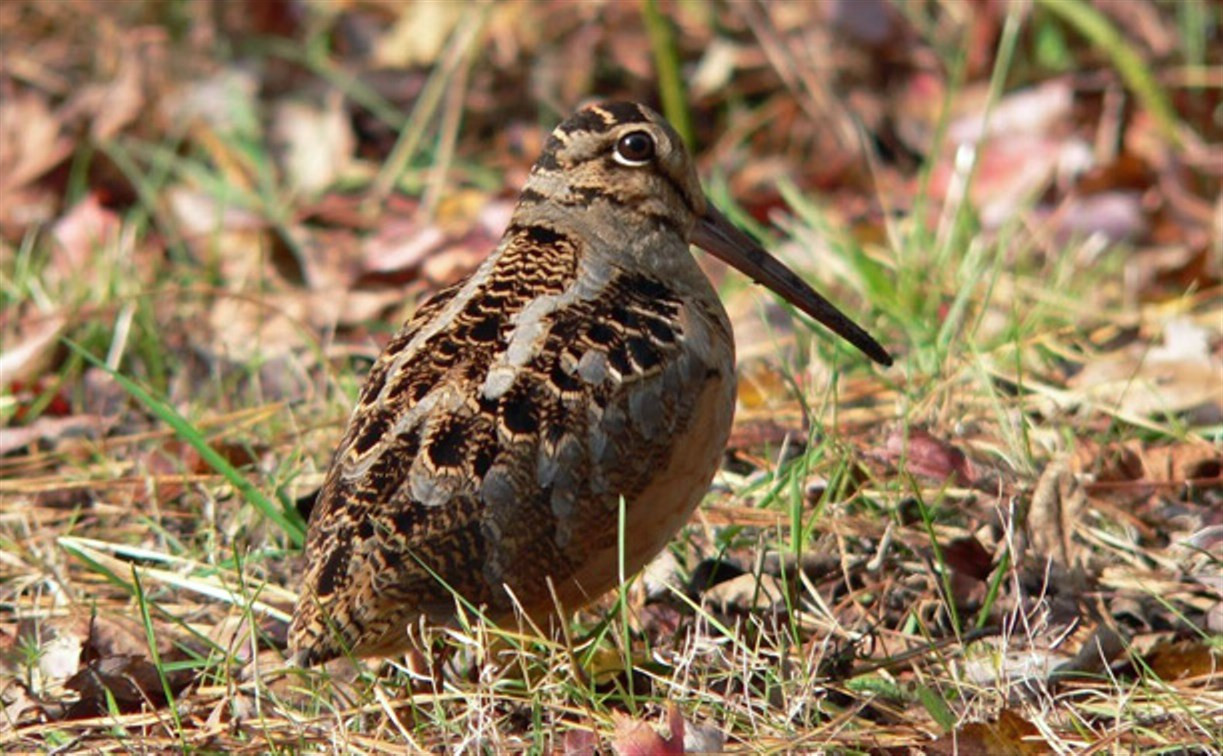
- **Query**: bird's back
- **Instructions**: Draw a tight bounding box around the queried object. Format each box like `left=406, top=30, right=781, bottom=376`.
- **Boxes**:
left=289, top=209, right=735, bottom=666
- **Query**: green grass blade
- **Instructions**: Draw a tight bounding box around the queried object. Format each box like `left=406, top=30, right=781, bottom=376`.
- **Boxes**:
left=131, top=567, right=187, bottom=745
left=643, top=0, right=693, bottom=147
left=1035, top=0, right=1183, bottom=147
left=915, top=683, right=957, bottom=732
left=63, top=338, right=306, bottom=547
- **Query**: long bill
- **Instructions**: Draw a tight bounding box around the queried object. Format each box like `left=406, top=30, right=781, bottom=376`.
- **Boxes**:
left=691, top=204, right=893, bottom=367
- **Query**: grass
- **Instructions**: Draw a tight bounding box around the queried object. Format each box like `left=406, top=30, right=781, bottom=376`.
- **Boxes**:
left=2, top=0, right=1220, bottom=752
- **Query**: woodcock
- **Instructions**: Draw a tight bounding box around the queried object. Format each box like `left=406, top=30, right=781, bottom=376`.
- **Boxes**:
left=289, top=102, right=892, bottom=667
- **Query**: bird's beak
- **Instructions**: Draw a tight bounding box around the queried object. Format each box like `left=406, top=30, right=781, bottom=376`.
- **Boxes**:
left=691, top=204, right=892, bottom=366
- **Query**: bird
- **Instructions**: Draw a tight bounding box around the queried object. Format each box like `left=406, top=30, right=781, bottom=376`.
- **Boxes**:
left=288, top=101, right=891, bottom=667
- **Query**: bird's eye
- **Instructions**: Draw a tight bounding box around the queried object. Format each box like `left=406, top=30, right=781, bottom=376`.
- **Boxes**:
left=614, top=131, right=655, bottom=166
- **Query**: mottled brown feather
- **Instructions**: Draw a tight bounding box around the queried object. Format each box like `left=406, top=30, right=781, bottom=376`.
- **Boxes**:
left=288, top=101, right=886, bottom=666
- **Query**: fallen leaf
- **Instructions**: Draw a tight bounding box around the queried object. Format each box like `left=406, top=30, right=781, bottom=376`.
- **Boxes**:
left=420, top=239, right=488, bottom=287
left=1142, top=442, right=1222, bottom=486
left=1026, top=459, right=1088, bottom=568
left=208, top=296, right=308, bottom=362
left=63, top=654, right=190, bottom=719
left=949, top=80, right=1074, bottom=145
left=165, top=185, right=270, bottom=285
left=736, top=358, right=793, bottom=410
left=641, top=548, right=684, bottom=603
left=66, top=55, right=146, bottom=142
left=35, top=622, right=84, bottom=684
left=686, top=557, right=746, bottom=598
left=1209, top=601, right=1223, bottom=635
left=0, top=313, right=65, bottom=387
left=362, top=221, right=446, bottom=275
left=1056, top=190, right=1148, bottom=245
left=942, top=536, right=994, bottom=582
left=372, top=2, right=466, bottom=68
left=160, top=68, right=260, bottom=137
left=689, top=38, right=739, bottom=99
left=611, top=703, right=686, bottom=756
left=882, top=426, right=977, bottom=486
left=829, top=0, right=896, bottom=46
left=1142, top=639, right=1220, bottom=682
left=270, top=92, right=355, bottom=196
left=1066, top=317, right=1223, bottom=420
left=0, top=677, right=44, bottom=729
left=0, top=90, right=73, bottom=195
left=286, top=226, right=363, bottom=291
left=52, top=193, right=122, bottom=274
left=927, top=708, right=1047, bottom=755
left=701, top=572, right=785, bottom=614
left=961, top=645, right=1067, bottom=688
left=681, top=718, right=726, bottom=753
left=0, top=414, right=113, bottom=456
left=561, top=727, right=600, bottom=755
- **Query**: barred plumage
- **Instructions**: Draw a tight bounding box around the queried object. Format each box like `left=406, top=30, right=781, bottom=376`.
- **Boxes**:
left=289, top=102, right=890, bottom=666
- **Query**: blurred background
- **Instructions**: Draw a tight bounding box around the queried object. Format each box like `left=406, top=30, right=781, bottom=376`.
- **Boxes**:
left=2, top=0, right=1218, bottom=403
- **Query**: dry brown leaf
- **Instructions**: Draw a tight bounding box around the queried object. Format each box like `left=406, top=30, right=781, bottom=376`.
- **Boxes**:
left=160, top=68, right=260, bottom=137
left=1139, top=443, right=1222, bottom=485
left=373, top=2, right=466, bottom=68
left=689, top=38, right=739, bottom=99
left=1055, top=190, right=1148, bottom=245
left=32, top=618, right=84, bottom=685
left=882, top=426, right=977, bottom=487
left=726, top=417, right=799, bottom=450
left=0, top=90, right=74, bottom=195
left=0, top=676, right=44, bottom=730
left=63, top=654, right=190, bottom=719
left=561, top=727, right=600, bottom=755
left=927, top=708, right=1048, bottom=756
left=165, top=184, right=265, bottom=238
left=1026, top=459, right=1088, bottom=568
left=949, top=80, right=1074, bottom=145
left=721, top=283, right=800, bottom=363
left=961, top=643, right=1068, bottom=688
left=940, top=135, right=1078, bottom=230
left=207, top=295, right=310, bottom=362
left=0, top=313, right=65, bottom=387
left=611, top=703, right=686, bottom=756
left=1142, top=639, right=1221, bottom=682
left=1069, top=438, right=1145, bottom=482
left=736, top=358, right=793, bottom=410
left=828, top=0, right=897, bottom=46
left=289, top=226, right=365, bottom=291
left=165, top=185, right=270, bottom=286
left=420, top=240, right=488, bottom=287
left=942, top=536, right=994, bottom=582
left=28, top=609, right=206, bottom=720
left=51, top=194, right=122, bottom=274
left=270, top=92, right=355, bottom=197
left=1209, top=601, right=1223, bottom=635
left=0, top=414, right=113, bottom=456
left=362, top=221, right=446, bottom=275
left=1067, top=317, right=1223, bottom=420
left=63, top=55, right=146, bottom=143
left=640, top=548, right=684, bottom=603
left=701, top=572, right=785, bottom=614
